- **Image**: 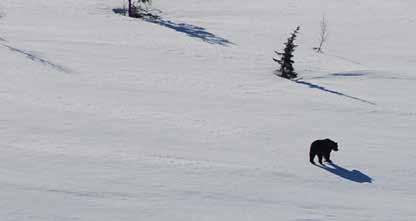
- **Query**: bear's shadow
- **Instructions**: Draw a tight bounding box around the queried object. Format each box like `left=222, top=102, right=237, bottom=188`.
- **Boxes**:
left=317, top=163, right=373, bottom=183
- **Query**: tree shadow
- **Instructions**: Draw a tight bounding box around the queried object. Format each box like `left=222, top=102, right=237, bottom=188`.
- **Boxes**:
left=310, top=72, right=369, bottom=80
left=331, top=73, right=367, bottom=77
left=112, top=8, right=128, bottom=16
left=294, top=79, right=376, bottom=105
left=143, top=17, right=234, bottom=46
left=112, top=8, right=234, bottom=46
left=316, top=163, right=373, bottom=183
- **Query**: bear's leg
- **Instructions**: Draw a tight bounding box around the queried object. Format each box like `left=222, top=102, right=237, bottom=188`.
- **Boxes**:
left=309, top=152, right=316, bottom=164
left=317, top=153, right=323, bottom=164
left=324, top=152, right=332, bottom=163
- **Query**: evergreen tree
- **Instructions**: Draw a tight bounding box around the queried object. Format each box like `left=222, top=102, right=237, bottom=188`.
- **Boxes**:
left=273, top=26, right=300, bottom=79
left=128, top=0, right=152, bottom=17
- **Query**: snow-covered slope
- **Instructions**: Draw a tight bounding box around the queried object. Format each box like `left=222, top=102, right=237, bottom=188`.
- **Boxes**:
left=1, top=0, right=416, bottom=220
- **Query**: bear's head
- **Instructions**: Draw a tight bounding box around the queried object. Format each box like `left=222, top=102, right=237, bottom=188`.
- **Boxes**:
left=326, top=138, right=339, bottom=151
left=332, top=142, right=339, bottom=151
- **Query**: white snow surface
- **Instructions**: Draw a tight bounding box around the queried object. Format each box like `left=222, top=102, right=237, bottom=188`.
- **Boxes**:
left=1, top=0, right=416, bottom=220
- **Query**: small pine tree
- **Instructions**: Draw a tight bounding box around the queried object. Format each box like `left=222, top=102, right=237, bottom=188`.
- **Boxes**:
left=128, top=0, right=152, bottom=17
left=273, top=26, right=300, bottom=79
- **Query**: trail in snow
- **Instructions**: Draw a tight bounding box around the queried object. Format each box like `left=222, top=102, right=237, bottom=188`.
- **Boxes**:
left=0, top=43, right=71, bottom=73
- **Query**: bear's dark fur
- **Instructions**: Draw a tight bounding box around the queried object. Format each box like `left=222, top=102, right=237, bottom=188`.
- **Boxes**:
left=309, top=138, right=338, bottom=165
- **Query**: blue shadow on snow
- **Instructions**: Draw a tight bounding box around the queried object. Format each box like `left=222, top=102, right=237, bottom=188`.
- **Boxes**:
left=316, top=163, right=373, bottom=183
left=294, top=79, right=376, bottom=105
left=142, top=17, right=234, bottom=46
left=112, top=8, right=234, bottom=46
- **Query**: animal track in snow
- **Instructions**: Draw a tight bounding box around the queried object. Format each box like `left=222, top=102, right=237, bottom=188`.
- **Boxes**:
left=0, top=43, right=72, bottom=73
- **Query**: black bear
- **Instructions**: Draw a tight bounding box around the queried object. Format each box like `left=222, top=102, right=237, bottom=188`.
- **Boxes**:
left=309, top=138, right=338, bottom=165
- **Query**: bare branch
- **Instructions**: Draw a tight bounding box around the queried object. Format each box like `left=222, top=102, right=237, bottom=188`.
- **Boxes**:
left=313, top=15, right=329, bottom=53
